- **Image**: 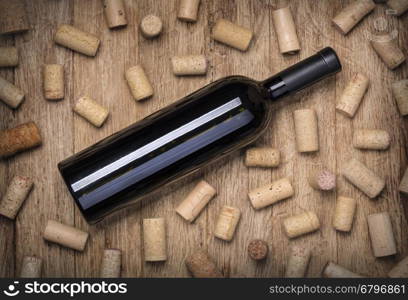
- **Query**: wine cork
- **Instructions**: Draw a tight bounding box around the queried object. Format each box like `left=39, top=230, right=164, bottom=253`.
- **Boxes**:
left=214, top=206, right=241, bottom=242
left=125, top=65, right=153, bottom=101
left=392, top=79, right=408, bottom=116
left=342, top=158, right=385, bottom=198
left=336, top=73, right=369, bottom=118
left=399, top=166, right=408, bottom=195
left=185, top=249, right=223, bottom=278
left=100, top=249, right=121, bottom=278
left=0, top=75, right=25, bottom=109
left=0, top=122, right=42, bottom=158
left=367, top=212, right=397, bottom=257
left=293, top=109, right=319, bottom=152
left=143, top=218, right=167, bottom=262
left=353, top=129, right=390, bottom=150
left=212, top=19, right=253, bottom=52
left=176, top=180, right=216, bottom=222
left=371, top=35, right=406, bottom=70
left=248, top=178, right=294, bottom=210
left=0, top=175, right=33, bottom=220
left=283, top=211, right=320, bottom=239
left=333, top=196, right=356, bottom=232
left=0, top=0, right=29, bottom=35
left=171, top=55, right=208, bottom=76
left=73, top=96, right=109, bottom=127
left=247, top=239, right=269, bottom=261
left=43, top=220, right=89, bottom=251
left=43, top=64, right=64, bottom=100
left=388, top=256, right=408, bottom=278
left=285, top=246, right=311, bottom=278
left=140, top=15, right=162, bottom=39
left=332, top=0, right=376, bottom=35
left=307, top=169, right=336, bottom=191
left=387, top=0, right=408, bottom=16
left=103, top=0, right=127, bottom=29
left=178, top=0, right=201, bottom=22
left=323, top=262, right=363, bottom=278
left=272, top=6, right=300, bottom=54
left=20, top=256, right=42, bottom=278
left=0, top=46, right=18, bottom=67
left=245, top=147, right=280, bottom=168
left=54, top=25, right=100, bottom=57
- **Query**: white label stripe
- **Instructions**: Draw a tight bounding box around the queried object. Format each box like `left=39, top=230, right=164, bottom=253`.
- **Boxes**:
left=71, top=97, right=242, bottom=192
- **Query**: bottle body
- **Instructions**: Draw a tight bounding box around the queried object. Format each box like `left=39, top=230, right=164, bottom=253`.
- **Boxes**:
left=59, top=77, right=270, bottom=223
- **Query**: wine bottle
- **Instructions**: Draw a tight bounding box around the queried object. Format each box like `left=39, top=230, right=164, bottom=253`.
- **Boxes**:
left=59, top=47, right=341, bottom=223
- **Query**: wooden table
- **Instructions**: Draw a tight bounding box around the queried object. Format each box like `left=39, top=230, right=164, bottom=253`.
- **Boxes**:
left=1, top=0, right=407, bottom=278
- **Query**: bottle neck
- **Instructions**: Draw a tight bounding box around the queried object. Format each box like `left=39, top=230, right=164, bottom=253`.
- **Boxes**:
left=261, top=47, right=342, bottom=101
left=262, top=74, right=291, bottom=100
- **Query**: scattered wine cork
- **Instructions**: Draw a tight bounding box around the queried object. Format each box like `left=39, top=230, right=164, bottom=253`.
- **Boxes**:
left=353, top=129, right=390, bottom=150
left=103, top=0, right=127, bottom=29
left=285, top=246, right=311, bottom=278
left=247, top=239, right=269, bottom=261
left=387, top=0, right=408, bottom=16
left=0, top=75, right=25, bottom=109
left=185, top=249, right=223, bottom=278
left=140, top=15, right=163, bottom=39
left=0, top=122, right=42, bottom=158
left=125, top=65, right=153, bottom=101
left=0, top=0, right=29, bottom=35
left=323, top=262, right=363, bottom=278
left=143, top=218, right=167, bottom=262
left=0, top=46, right=18, bottom=67
left=367, top=212, right=397, bottom=257
left=333, top=196, right=357, bottom=232
left=43, top=220, right=89, bottom=251
left=307, top=169, right=336, bottom=191
left=399, top=166, right=408, bottom=195
left=20, top=256, right=42, bottom=278
left=54, top=24, right=100, bottom=57
left=392, top=79, right=408, bottom=116
left=0, top=175, right=33, bottom=220
left=342, top=158, right=385, bottom=198
left=336, top=73, right=369, bottom=118
left=43, top=64, right=64, bottom=100
left=214, top=206, right=241, bottom=242
left=248, top=178, right=294, bottom=210
left=388, top=256, right=408, bottom=278
left=293, top=109, right=319, bottom=152
left=171, top=55, right=207, bottom=76
left=100, top=249, right=121, bottom=278
left=212, top=18, right=253, bottom=51
left=283, top=211, right=320, bottom=239
left=245, top=147, right=280, bottom=168
left=332, top=0, right=376, bottom=35
left=272, top=6, right=300, bottom=54
left=178, top=0, right=201, bottom=22
left=176, top=180, right=216, bottom=222
left=371, top=35, right=406, bottom=70
left=73, top=96, right=109, bottom=127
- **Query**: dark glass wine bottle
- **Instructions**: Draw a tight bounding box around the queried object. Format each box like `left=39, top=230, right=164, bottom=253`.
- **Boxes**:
left=59, top=47, right=341, bottom=223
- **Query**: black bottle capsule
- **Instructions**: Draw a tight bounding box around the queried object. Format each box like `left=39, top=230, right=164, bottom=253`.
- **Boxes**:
left=58, top=47, right=341, bottom=223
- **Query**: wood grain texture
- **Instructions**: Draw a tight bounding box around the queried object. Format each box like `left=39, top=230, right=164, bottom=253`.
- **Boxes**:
left=0, top=0, right=407, bottom=277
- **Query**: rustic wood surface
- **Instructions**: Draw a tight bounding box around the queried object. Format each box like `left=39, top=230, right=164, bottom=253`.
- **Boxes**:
left=0, top=0, right=407, bottom=278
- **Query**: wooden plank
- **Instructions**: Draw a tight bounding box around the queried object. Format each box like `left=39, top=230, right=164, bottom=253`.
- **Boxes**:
left=71, top=0, right=116, bottom=277
left=334, top=0, right=408, bottom=276
left=99, top=0, right=144, bottom=278
left=11, top=0, right=76, bottom=276
left=0, top=33, right=15, bottom=277
left=136, top=0, right=212, bottom=277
